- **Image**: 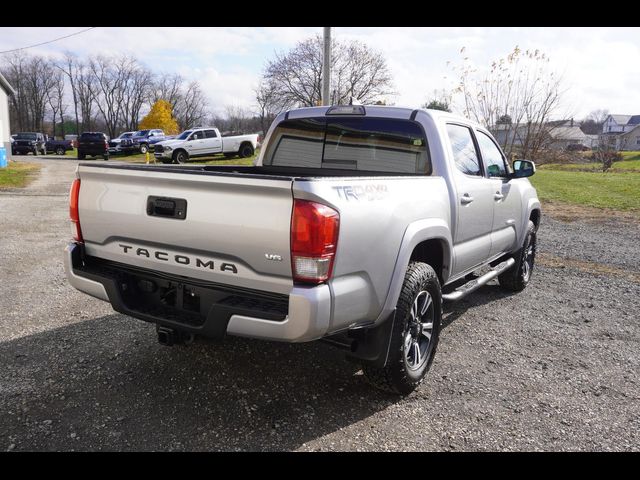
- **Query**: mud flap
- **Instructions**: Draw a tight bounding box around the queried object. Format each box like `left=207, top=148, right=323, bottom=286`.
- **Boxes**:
left=345, top=310, right=397, bottom=369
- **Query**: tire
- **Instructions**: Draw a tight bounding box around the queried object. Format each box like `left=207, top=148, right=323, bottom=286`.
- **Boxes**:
left=56, top=147, right=65, bottom=156
left=238, top=143, right=254, bottom=158
left=173, top=150, right=188, bottom=164
left=139, top=144, right=149, bottom=154
left=77, top=151, right=86, bottom=160
left=362, top=262, right=442, bottom=395
left=498, top=220, right=537, bottom=292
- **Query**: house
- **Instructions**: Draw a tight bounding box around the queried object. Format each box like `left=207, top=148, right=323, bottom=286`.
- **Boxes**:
left=601, top=124, right=640, bottom=151
left=546, top=120, right=591, bottom=150
left=0, top=71, right=16, bottom=162
left=599, top=114, right=640, bottom=151
left=602, top=114, right=640, bottom=134
left=491, top=119, right=591, bottom=150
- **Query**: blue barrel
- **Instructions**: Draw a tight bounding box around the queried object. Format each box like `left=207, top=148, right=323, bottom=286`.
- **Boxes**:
left=0, top=147, right=7, bottom=168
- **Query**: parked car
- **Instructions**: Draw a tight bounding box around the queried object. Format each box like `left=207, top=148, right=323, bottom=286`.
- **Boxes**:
left=154, top=127, right=258, bottom=163
left=45, top=137, right=74, bottom=155
left=11, top=132, right=47, bottom=155
left=108, top=131, right=135, bottom=154
left=120, top=129, right=166, bottom=154
left=77, top=132, right=109, bottom=160
left=64, top=105, right=541, bottom=394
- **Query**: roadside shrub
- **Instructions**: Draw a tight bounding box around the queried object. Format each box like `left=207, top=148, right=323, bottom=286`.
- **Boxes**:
left=588, top=150, right=623, bottom=172
left=531, top=149, right=586, bottom=165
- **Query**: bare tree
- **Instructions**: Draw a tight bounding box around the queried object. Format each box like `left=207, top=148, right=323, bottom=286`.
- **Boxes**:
left=76, top=60, right=97, bottom=132
left=588, top=109, right=609, bottom=125
left=8, top=51, right=207, bottom=137
left=174, top=80, right=208, bottom=129
left=149, top=73, right=184, bottom=110
left=46, top=67, right=66, bottom=138
left=2, top=52, right=31, bottom=131
left=88, top=54, right=150, bottom=137
left=262, top=35, right=394, bottom=108
left=255, top=79, right=282, bottom=134
left=2, top=53, right=56, bottom=132
left=580, top=109, right=609, bottom=135
left=58, top=53, right=82, bottom=135
left=222, top=105, right=251, bottom=134
left=450, top=46, right=568, bottom=160
left=116, top=57, right=153, bottom=131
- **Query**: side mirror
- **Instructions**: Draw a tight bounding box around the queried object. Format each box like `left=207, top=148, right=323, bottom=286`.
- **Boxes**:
left=511, top=159, right=536, bottom=178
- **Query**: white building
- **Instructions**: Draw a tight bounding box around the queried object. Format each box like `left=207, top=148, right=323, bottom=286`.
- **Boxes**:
left=600, top=114, right=640, bottom=150
left=0, top=72, right=16, bottom=161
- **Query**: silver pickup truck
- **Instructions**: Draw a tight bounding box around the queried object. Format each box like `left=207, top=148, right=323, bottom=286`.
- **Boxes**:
left=64, top=105, right=540, bottom=394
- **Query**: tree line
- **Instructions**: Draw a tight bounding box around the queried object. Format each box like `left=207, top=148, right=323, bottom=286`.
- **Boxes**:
left=1, top=51, right=210, bottom=138
left=5, top=34, right=601, bottom=163
left=1, top=35, right=396, bottom=141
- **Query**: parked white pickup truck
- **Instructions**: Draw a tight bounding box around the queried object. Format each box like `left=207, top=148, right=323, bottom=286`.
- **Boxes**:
left=154, top=127, right=259, bottom=164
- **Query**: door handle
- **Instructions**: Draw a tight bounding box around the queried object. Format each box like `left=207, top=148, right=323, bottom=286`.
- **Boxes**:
left=494, top=192, right=504, bottom=200
left=460, top=194, right=474, bottom=204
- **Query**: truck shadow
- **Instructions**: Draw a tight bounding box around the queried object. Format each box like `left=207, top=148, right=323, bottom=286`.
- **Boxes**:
left=0, top=284, right=515, bottom=451
left=0, top=314, right=398, bottom=451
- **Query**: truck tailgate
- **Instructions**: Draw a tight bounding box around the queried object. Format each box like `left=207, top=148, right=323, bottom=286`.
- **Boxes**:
left=77, top=165, right=294, bottom=295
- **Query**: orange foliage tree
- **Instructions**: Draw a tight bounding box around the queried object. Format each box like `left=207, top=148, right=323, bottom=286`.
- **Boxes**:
left=138, top=99, right=180, bottom=134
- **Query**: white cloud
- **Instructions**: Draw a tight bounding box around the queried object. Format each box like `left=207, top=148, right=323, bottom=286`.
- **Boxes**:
left=1, top=27, right=639, bottom=119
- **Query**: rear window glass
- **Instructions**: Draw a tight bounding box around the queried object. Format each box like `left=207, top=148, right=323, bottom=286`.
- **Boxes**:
left=80, top=133, right=105, bottom=140
left=15, top=133, right=37, bottom=140
left=263, top=117, right=430, bottom=174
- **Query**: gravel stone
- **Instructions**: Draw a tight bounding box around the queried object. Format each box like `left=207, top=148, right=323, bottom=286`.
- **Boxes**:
left=1, top=157, right=638, bottom=451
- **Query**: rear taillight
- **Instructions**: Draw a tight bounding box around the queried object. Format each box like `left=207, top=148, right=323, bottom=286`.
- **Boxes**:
left=291, top=199, right=340, bottom=284
left=69, top=178, right=83, bottom=243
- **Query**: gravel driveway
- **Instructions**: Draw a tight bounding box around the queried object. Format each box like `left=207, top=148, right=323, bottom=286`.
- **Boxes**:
left=1, top=157, right=638, bottom=451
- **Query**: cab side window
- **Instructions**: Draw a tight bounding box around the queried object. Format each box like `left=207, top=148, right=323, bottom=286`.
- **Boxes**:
left=204, top=129, right=218, bottom=138
left=446, top=124, right=482, bottom=176
left=477, top=131, right=508, bottom=177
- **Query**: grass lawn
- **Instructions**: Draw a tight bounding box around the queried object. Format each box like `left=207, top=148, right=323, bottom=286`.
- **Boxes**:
left=529, top=169, right=640, bottom=211
left=539, top=151, right=640, bottom=172
left=0, top=162, right=41, bottom=188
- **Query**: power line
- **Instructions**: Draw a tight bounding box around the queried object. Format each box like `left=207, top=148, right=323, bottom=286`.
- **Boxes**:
left=0, top=27, right=97, bottom=55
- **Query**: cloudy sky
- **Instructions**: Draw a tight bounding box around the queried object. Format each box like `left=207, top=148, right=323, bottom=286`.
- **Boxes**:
left=1, top=26, right=638, bottom=119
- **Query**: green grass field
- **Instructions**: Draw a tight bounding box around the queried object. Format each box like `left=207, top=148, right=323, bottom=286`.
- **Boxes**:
left=539, top=151, right=640, bottom=172
left=0, top=162, right=42, bottom=188
left=529, top=168, right=640, bottom=211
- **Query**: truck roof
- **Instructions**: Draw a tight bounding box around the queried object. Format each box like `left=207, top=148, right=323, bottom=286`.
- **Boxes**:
left=284, top=105, right=482, bottom=129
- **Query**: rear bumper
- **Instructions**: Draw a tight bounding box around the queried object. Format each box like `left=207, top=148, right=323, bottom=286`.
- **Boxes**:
left=64, top=242, right=331, bottom=342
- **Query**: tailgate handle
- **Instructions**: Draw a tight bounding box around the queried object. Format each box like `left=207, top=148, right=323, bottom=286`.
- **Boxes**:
left=147, top=196, right=187, bottom=220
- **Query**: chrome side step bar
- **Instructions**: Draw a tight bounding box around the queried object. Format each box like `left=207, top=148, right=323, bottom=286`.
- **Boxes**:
left=442, top=258, right=516, bottom=302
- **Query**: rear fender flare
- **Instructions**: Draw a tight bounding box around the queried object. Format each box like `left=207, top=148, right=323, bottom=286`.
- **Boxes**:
left=373, top=218, right=452, bottom=325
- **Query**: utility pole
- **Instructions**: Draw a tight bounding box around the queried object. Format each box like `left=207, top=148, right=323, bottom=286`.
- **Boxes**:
left=322, top=27, right=331, bottom=106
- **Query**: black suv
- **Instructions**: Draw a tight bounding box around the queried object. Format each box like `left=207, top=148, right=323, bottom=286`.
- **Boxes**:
left=77, top=132, right=110, bottom=160
left=12, top=132, right=46, bottom=155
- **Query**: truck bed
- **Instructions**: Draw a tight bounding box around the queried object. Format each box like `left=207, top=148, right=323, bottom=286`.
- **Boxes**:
left=80, top=162, right=425, bottom=180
